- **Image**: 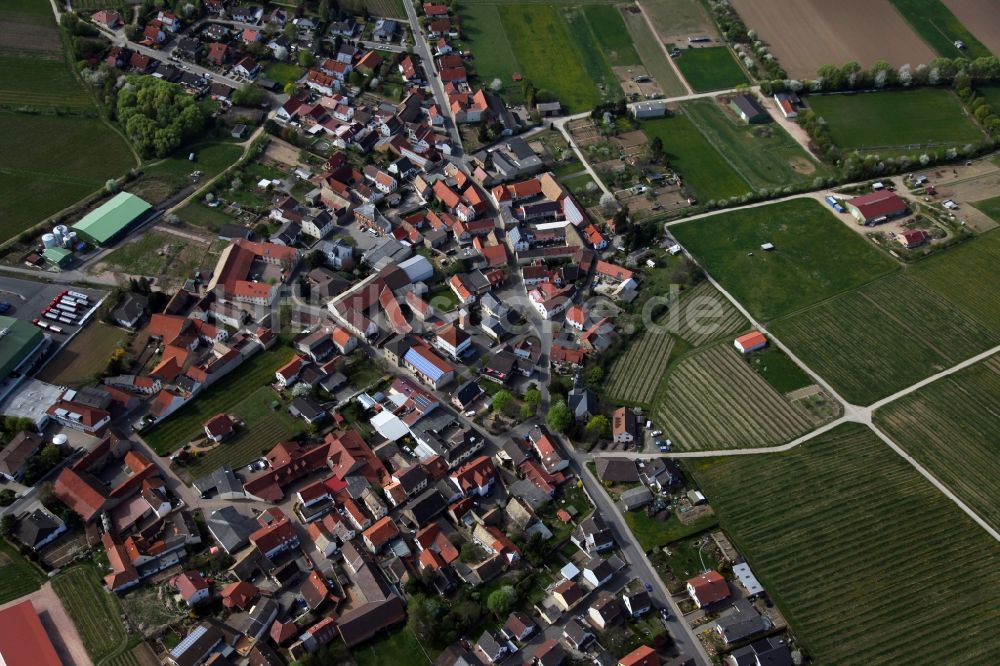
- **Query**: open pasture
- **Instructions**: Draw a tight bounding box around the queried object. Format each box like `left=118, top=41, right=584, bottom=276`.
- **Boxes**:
left=771, top=273, right=1000, bottom=404
left=671, top=199, right=898, bottom=321
left=683, top=99, right=831, bottom=190
left=890, top=0, right=992, bottom=59
left=0, top=112, right=135, bottom=241
left=462, top=2, right=626, bottom=112
left=641, top=114, right=749, bottom=203
left=730, top=0, right=936, bottom=79
left=807, top=89, right=982, bottom=152
left=641, top=0, right=717, bottom=43
left=691, top=423, right=1000, bottom=665
left=673, top=46, right=747, bottom=92
left=875, top=355, right=1000, bottom=531
left=653, top=344, right=818, bottom=451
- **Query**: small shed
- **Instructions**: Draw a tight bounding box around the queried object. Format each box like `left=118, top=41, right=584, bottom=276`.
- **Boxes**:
left=687, top=489, right=707, bottom=505
left=43, top=247, right=73, bottom=268
left=734, top=331, right=767, bottom=354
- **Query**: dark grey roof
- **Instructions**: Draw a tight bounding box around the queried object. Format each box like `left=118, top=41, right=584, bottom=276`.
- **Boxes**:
left=206, top=506, right=257, bottom=553
left=403, top=488, right=448, bottom=527
left=451, top=379, right=483, bottom=408
left=731, top=94, right=767, bottom=118
left=14, top=508, right=62, bottom=549
left=595, top=457, right=639, bottom=484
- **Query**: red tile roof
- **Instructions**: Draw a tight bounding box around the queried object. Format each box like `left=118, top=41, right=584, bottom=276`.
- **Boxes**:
left=687, top=570, right=730, bottom=606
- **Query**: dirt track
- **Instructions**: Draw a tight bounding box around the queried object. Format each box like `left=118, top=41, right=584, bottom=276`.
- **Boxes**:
left=944, top=0, right=1000, bottom=57
left=0, top=583, right=92, bottom=666
left=731, top=0, right=935, bottom=79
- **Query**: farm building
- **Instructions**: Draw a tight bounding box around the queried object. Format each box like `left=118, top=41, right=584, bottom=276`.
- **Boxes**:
left=631, top=100, right=669, bottom=119
left=897, top=229, right=928, bottom=249
left=0, top=316, right=47, bottom=401
left=71, top=192, right=153, bottom=246
left=773, top=92, right=800, bottom=119
left=845, top=191, right=909, bottom=225
left=734, top=331, right=767, bottom=354
left=729, top=94, right=769, bottom=124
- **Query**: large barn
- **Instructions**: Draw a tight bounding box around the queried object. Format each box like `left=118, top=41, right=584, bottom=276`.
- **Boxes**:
left=845, top=191, right=909, bottom=225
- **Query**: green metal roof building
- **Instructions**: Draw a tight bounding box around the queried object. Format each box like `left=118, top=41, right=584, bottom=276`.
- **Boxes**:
left=43, top=247, right=73, bottom=268
left=71, top=192, right=152, bottom=246
left=0, top=316, right=46, bottom=379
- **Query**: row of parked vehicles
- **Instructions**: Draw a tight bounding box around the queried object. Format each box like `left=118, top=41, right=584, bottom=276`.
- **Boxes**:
left=32, top=290, right=90, bottom=334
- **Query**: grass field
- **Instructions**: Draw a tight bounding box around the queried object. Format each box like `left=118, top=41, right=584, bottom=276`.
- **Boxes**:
left=889, top=0, right=992, bottom=59
left=0, top=538, right=45, bottom=603
left=126, top=141, right=243, bottom=206
left=641, top=0, right=716, bottom=39
left=97, top=230, right=224, bottom=287
left=35, top=323, right=126, bottom=388
left=618, top=5, right=686, bottom=97
left=179, top=387, right=304, bottom=481
left=52, top=564, right=130, bottom=663
left=682, top=99, right=832, bottom=191
left=691, top=423, right=1000, bottom=664
left=653, top=344, right=819, bottom=451
left=175, top=201, right=236, bottom=232
left=875, top=355, right=1000, bottom=531
left=641, top=114, right=749, bottom=202
left=771, top=273, right=1000, bottom=404
left=807, top=89, right=983, bottom=151
left=977, top=85, right=1000, bottom=110
left=462, top=3, right=625, bottom=112
left=578, top=5, right=640, bottom=67
left=0, top=112, right=135, bottom=242
left=353, top=627, right=429, bottom=666
left=624, top=509, right=718, bottom=553
left=143, top=346, right=295, bottom=454
left=263, top=62, right=305, bottom=87
left=0, top=55, right=93, bottom=110
left=671, top=199, right=898, bottom=321
left=743, top=345, right=814, bottom=394
left=971, top=194, right=1000, bottom=223
left=673, top=46, right=747, bottom=92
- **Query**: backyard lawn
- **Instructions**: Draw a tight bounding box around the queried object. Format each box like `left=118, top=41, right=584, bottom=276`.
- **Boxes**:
left=641, top=114, right=749, bottom=203
left=142, top=346, right=295, bottom=454
left=353, top=627, right=430, bottom=666
left=671, top=198, right=899, bottom=320
left=264, top=62, right=305, bottom=87
left=673, top=46, right=747, bottom=92
left=624, top=509, right=718, bottom=552
left=806, top=89, right=983, bottom=151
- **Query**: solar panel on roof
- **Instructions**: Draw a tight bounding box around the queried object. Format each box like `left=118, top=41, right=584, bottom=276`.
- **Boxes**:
left=171, top=625, right=207, bottom=658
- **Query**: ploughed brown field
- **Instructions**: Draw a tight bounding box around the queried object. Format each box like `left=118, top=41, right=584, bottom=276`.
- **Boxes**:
left=943, top=0, right=1000, bottom=57
left=731, top=0, right=935, bottom=79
